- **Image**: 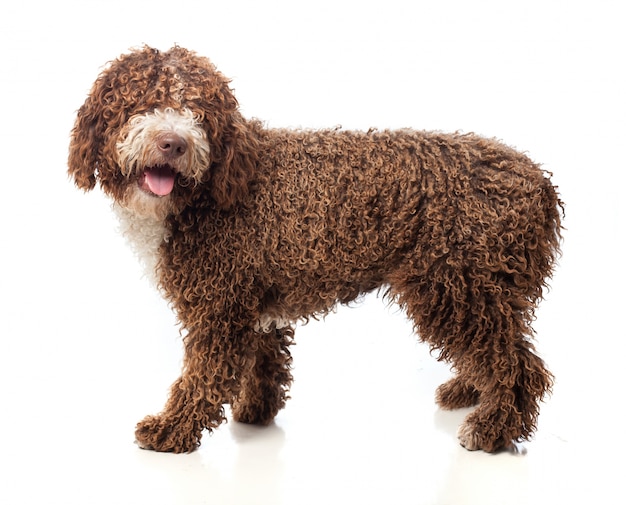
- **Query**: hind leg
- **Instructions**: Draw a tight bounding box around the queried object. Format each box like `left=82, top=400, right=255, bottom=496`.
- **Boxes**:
left=231, top=325, right=294, bottom=425
left=453, top=334, right=552, bottom=452
left=393, top=263, right=553, bottom=452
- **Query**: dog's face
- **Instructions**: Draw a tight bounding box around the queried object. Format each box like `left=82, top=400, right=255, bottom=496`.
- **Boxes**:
left=114, top=106, right=211, bottom=218
left=68, top=46, right=256, bottom=217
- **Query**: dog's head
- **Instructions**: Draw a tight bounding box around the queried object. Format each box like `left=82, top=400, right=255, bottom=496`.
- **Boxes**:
left=68, top=46, right=257, bottom=217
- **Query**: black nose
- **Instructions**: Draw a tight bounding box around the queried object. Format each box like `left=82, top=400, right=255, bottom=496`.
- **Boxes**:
left=157, top=133, right=187, bottom=158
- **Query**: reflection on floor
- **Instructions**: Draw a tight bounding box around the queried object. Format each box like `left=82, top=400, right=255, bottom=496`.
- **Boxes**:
left=2, top=293, right=617, bottom=504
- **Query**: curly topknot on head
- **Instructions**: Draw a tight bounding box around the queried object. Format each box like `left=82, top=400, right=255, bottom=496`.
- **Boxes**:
left=68, top=45, right=258, bottom=211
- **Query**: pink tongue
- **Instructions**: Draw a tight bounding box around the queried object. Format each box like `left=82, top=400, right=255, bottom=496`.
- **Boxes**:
left=144, top=167, right=175, bottom=196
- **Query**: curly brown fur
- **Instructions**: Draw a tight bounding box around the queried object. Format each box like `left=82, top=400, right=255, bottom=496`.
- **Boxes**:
left=68, top=46, right=563, bottom=454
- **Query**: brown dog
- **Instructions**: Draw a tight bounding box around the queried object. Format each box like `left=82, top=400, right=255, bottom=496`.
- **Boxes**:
left=68, top=45, right=562, bottom=453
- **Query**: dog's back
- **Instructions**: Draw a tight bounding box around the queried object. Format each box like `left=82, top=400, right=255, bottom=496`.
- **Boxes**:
left=166, top=125, right=561, bottom=333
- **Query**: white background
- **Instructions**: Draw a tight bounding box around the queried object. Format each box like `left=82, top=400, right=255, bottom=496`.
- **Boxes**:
left=0, top=1, right=624, bottom=504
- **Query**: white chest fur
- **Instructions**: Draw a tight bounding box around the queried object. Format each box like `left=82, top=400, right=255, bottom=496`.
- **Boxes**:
left=114, top=202, right=293, bottom=333
left=113, top=203, right=169, bottom=285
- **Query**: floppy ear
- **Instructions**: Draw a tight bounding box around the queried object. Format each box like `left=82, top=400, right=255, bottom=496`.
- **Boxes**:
left=209, top=110, right=259, bottom=209
left=68, top=94, right=103, bottom=191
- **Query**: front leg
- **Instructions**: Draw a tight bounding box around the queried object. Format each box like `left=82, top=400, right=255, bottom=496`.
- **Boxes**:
left=231, top=325, right=294, bottom=425
left=141, top=227, right=268, bottom=452
left=135, top=377, right=226, bottom=453
left=135, top=327, right=239, bottom=453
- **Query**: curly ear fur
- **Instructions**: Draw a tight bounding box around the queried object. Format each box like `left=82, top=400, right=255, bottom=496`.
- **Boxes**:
left=208, top=110, right=260, bottom=209
left=158, top=45, right=259, bottom=209
left=68, top=96, right=101, bottom=191
left=67, top=48, right=140, bottom=194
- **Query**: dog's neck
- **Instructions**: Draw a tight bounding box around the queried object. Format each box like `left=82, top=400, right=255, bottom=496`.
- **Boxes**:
left=113, top=203, right=170, bottom=285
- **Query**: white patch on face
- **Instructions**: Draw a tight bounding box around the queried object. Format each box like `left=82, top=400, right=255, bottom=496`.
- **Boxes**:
left=114, top=108, right=212, bottom=219
left=116, top=107, right=211, bottom=182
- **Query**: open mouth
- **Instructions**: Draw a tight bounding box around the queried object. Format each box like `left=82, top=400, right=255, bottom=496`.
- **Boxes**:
left=138, top=165, right=177, bottom=197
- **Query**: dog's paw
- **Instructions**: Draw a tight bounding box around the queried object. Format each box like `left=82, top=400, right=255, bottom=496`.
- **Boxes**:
left=231, top=395, right=283, bottom=426
left=436, top=377, right=480, bottom=410
left=232, top=405, right=267, bottom=425
left=456, top=419, right=484, bottom=451
left=135, top=414, right=202, bottom=453
left=456, top=409, right=516, bottom=453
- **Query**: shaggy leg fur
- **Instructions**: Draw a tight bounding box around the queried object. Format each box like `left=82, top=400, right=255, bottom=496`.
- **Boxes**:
left=453, top=341, right=553, bottom=452
left=231, top=326, right=294, bottom=425
left=135, top=331, right=236, bottom=453
left=135, top=379, right=226, bottom=453
left=392, top=258, right=554, bottom=453
left=436, top=375, right=481, bottom=410
left=135, top=325, right=293, bottom=452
